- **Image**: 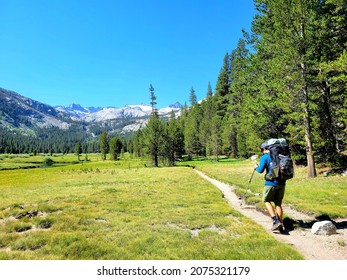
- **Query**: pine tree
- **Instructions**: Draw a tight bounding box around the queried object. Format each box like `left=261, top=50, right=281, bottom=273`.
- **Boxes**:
left=149, top=84, right=157, bottom=115
left=222, top=38, right=250, bottom=158
left=199, top=97, right=215, bottom=158
left=210, top=114, right=222, bottom=161
left=133, top=130, right=143, bottom=157
left=184, top=105, right=202, bottom=159
left=143, top=115, right=166, bottom=167
left=99, top=130, right=109, bottom=160
left=110, top=136, right=123, bottom=160
left=142, top=85, right=165, bottom=167
left=189, top=86, right=197, bottom=106
left=166, top=111, right=184, bottom=165
left=75, top=141, right=82, bottom=161
left=206, top=82, right=213, bottom=98
left=215, top=53, right=231, bottom=118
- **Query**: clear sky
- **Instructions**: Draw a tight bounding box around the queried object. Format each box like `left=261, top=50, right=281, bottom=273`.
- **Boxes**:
left=0, top=0, right=255, bottom=108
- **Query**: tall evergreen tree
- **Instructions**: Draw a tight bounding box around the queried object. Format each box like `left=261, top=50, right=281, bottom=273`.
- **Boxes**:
left=133, top=130, right=143, bottom=157
left=222, top=38, right=250, bottom=158
left=75, top=141, right=82, bottom=161
left=210, top=114, right=223, bottom=161
left=184, top=105, right=202, bottom=159
left=199, top=97, right=215, bottom=157
left=167, top=110, right=184, bottom=165
left=99, top=130, right=109, bottom=160
left=149, top=84, right=157, bottom=115
left=143, top=115, right=166, bottom=167
left=206, top=82, right=213, bottom=98
left=189, top=86, right=197, bottom=106
left=109, top=136, right=123, bottom=160
left=142, top=85, right=165, bottom=167
left=215, top=53, right=231, bottom=118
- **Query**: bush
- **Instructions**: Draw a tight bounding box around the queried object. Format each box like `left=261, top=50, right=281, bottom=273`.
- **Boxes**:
left=43, top=157, right=54, bottom=167
left=36, top=218, right=53, bottom=229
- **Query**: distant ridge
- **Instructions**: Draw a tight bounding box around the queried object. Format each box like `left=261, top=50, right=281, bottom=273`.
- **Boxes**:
left=0, top=87, right=182, bottom=136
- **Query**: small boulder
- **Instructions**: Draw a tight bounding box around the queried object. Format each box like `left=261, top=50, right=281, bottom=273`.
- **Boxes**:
left=311, top=221, right=336, bottom=236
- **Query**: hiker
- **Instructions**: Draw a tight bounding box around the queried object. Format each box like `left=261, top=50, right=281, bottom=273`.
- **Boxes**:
left=255, top=142, right=286, bottom=231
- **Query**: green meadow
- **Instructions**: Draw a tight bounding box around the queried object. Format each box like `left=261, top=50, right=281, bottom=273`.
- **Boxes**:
left=1, top=153, right=345, bottom=260
left=181, top=159, right=347, bottom=219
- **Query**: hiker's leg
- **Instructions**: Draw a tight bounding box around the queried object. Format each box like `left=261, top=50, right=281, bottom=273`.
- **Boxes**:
left=265, top=201, right=276, bottom=217
left=274, top=186, right=285, bottom=221
left=263, top=186, right=276, bottom=217
left=275, top=205, right=283, bottom=221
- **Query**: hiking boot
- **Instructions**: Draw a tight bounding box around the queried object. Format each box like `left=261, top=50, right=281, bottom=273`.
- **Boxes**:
left=271, top=219, right=283, bottom=231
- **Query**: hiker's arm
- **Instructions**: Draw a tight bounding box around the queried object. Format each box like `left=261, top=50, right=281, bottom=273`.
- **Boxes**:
left=255, top=156, right=267, bottom=173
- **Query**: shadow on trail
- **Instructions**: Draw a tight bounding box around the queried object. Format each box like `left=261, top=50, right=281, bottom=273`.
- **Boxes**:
left=283, top=214, right=347, bottom=232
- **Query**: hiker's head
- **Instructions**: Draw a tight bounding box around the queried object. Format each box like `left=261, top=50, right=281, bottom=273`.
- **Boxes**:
left=261, top=142, right=268, bottom=153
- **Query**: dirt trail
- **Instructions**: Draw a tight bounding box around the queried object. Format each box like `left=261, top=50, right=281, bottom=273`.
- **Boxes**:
left=194, top=169, right=347, bottom=260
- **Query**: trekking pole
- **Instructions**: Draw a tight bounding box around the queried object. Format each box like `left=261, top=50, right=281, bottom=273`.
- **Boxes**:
left=248, top=167, right=256, bottom=188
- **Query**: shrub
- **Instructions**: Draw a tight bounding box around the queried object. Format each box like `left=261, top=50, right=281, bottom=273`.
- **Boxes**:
left=43, top=158, right=54, bottom=167
left=36, top=218, right=53, bottom=229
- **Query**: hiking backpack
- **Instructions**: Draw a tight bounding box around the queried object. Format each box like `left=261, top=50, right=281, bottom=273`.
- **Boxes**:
left=266, top=138, right=294, bottom=180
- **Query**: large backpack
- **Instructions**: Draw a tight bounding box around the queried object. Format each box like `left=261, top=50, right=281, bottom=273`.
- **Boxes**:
left=266, top=138, right=294, bottom=180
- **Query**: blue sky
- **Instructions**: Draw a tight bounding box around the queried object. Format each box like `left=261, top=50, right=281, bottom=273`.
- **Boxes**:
left=0, top=0, right=255, bottom=108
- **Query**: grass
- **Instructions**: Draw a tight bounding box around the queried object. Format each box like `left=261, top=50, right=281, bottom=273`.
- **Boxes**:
left=179, top=158, right=347, bottom=219
left=0, top=154, right=303, bottom=260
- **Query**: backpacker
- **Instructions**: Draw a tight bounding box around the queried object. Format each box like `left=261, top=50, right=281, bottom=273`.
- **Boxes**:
left=266, top=138, right=294, bottom=180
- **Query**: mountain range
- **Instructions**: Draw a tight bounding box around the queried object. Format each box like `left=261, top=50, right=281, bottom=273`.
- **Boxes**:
left=0, top=87, right=182, bottom=136
left=55, top=102, right=182, bottom=121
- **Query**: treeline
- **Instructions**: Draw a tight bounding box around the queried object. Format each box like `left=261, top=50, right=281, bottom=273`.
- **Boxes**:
left=0, top=127, right=133, bottom=155
left=134, top=0, right=347, bottom=177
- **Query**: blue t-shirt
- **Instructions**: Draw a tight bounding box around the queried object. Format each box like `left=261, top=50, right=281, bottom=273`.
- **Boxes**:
left=255, top=153, right=286, bottom=186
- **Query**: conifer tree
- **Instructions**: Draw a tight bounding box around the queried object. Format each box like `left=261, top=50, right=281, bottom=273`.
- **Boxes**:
left=149, top=84, right=157, bottom=115
left=133, top=130, right=143, bottom=157
left=167, top=110, right=184, bottom=165
left=222, top=38, right=250, bottom=158
left=143, top=115, right=166, bottom=167
left=99, top=130, right=109, bottom=160
left=110, top=136, right=123, bottom=160
left=199, top=97, right=215, bottom=158
left=206, top=82, right=213, bottom=98
left=75, top=141, right=82, bottom=161
left=210, top=114, right=222, bottom=161
left=184, top=105, right=202, bottom=159
left=143, top=84, right=165, bottom=167
left=189, top=86, right=197, bottom=106
left=215, top=53, right=231, bottom=118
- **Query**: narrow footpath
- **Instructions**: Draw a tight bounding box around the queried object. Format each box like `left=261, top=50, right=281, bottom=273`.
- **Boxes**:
left=194, top=169, right=347, bottom=260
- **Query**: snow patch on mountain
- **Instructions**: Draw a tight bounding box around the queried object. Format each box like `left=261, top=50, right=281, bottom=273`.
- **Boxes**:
left=55, top=103, right=182, bottom=123
left=55, top=103, right=102, bottom=118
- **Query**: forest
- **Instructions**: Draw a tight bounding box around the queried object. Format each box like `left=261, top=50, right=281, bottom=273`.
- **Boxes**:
left=1, top=0, right=346, bottom=178
left=133, top=0, right=347, bottom=177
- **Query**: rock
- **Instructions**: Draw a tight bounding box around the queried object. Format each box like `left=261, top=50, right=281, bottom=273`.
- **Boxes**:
left=311, top=221, right=336, bottom=236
